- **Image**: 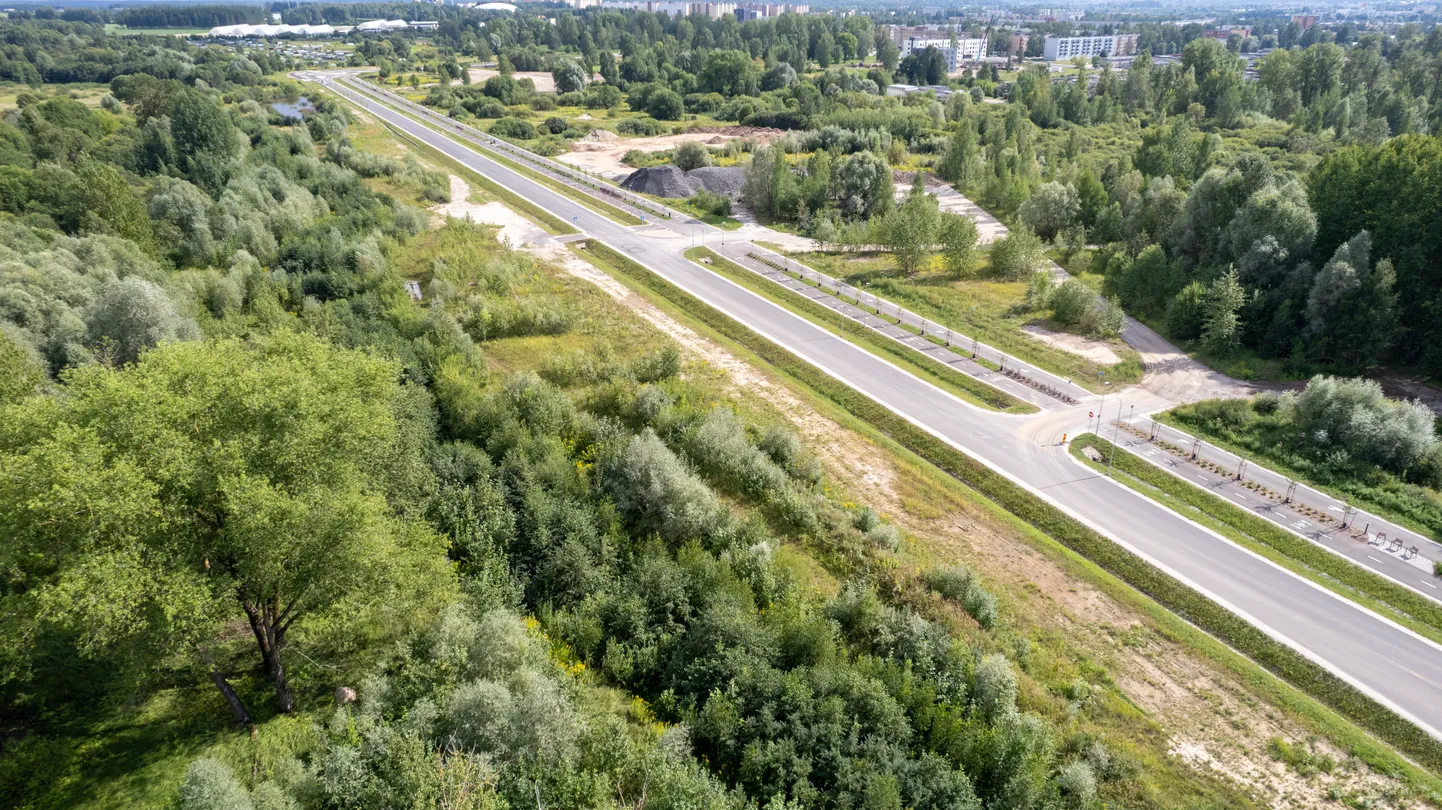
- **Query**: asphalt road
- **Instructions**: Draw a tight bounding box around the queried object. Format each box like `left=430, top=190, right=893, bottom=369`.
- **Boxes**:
left=310, top=72, right=1442, bottom=741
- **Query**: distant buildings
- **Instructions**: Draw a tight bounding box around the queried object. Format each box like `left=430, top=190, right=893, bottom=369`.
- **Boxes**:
left=899, top=35, right=988, bottom=70
left=1291, top=14, right=1319, bottom=29
left=596, top=0, right=804, bottom=17
left=1203, top=25, right=1250, bottom=41
left=1008, top=33, right=1029, bottom=56
left=1042, top=33, right=1138, bottom=60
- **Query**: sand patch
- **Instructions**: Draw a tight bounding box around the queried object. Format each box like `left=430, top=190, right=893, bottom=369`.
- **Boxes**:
left=458, top=68, right=599, bottom=92
left=1021, top=324, right=1123, bottom=365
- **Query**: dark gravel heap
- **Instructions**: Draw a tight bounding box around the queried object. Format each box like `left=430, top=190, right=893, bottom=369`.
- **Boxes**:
left=619, top=166, right=697, bottom=198
left=686, top=166, right=745, bottom=198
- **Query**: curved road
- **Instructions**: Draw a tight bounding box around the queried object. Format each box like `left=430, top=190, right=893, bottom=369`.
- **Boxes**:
left=309, top=72, right=1442, bottom=741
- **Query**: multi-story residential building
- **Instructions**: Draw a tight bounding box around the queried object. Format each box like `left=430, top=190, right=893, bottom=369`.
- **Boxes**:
left=901, top=35, right=987, bottom=65
left=1042, top=33, right=1137, bottom=60
left=1008, top=33, right=1029, bottom=55
left=1291, top=14, right=1319, bottom=29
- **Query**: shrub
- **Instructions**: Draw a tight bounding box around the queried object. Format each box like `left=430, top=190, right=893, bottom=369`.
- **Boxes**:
left=602, top=429, right=725, bottom=544
left=543, top=116, right=568, bottom=134
left=1294, top=376, right=1437, bottom=472
left=178, top=759, right=251, bottom=810
left=1081, top=295, right=1126, bottom=338
left=923, top=566, right=997, bottom=630
left=582, top=84, right=622, bottom=109
left=630, top=346, right=680, bottom=383
left=686, top=405, right=789, bottom=499
left=87, top=276, right=201, bottom=365
left=691, top=189, right=732, bottom=217
left=617, top=117, right=666, bottom=136
left=1056, top=760, right=1097, bottom=809
left=1048, top=279, right=1096, bottom=325
left=647, top=89, right=684, bottom=121
left=988, top=226, right=1045, bottom=280
left=489, top=117, right=537, bottom=140
left=672, top=141, right=712, bottom=171
left=973, top=653, right=1017, bottom=721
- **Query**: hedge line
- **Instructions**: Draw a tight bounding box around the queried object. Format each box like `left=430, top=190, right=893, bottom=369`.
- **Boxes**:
left=1072, top=433, right=1442, bottom=640
left=690, top=248, right=1028, bottom=413
left=578, top=240, right=1442, bottom=774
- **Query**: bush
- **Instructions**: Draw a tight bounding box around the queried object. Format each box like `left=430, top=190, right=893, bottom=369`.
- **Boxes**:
left=602, top=429, right=725, bottom=544
left=647, top=89, right=684, bottom=121
left=489, top=117, right=537, bottom=140
left=672, top=141, right=712, bottom=171
left=974, top=653, right=1017, bottom=721
left=1080, top=295, right=1126, bottom=338
left=1048, top=279, right=1096, bottom=326
left=686, top=405, right=789, bottom=499
left=617, top=117, right=666, bottom=136
left=178, top=759, right=251, bottom=810
left=582, top=84, right=622, bottom=109
left=691, top=189, right=731, bottom=217
left=1294, top=376, right=1437, bottom=472
left=923, top=566, right=997, bottom=630
left=1056, top=760, right=1097, bottom=809
left=988, top=226, right=1045, bottom=280
left=542, top=116, right=568, bottom=135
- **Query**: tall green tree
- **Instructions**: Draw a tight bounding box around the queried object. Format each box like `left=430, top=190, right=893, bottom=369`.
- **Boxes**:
left=0, top=334, right=453, bottom=716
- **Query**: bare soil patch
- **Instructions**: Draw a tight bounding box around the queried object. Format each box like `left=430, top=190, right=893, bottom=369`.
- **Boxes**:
left=1022, top=324, right=1124, bottom=365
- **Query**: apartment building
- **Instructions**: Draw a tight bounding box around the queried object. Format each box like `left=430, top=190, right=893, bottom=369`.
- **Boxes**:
left=1042, top=33, right=1138, bottom=60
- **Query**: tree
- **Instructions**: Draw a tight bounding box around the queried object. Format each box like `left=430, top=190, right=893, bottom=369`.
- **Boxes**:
left=699, top=49, right=760, bottom=96
left=647, top=88, right=684, bottom=121
left=1304, top=231, right=1397, bottom=369
left=939, top=213, right=979, bottom=279
left=673, top=140, right=712, bottom=171
left=877, top=39, right=900, bottom=72
left=937, top=123, right=978, bottom=190
left=835, top=150, right=892, bottom=221
left=169, top=90, right=236, bottom=197
left=87, top=277, right=200, bottom=365
left=988, top=225, right=1045, bottom=280
left=1017, top=181, right=1079, bottom=242
left=1201, top=269, right=1245, bottom=355
left=0, top=334, right=453, bottom=715
left=882, top=189, right=939, bottom=276
left=551, top=59, right=588, bottom=94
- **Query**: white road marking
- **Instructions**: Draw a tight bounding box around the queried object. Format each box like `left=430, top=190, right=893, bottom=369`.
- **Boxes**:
left=1367, top=555, right=1386, bottom=565
left=1422, top=581, right=1438, bottom=589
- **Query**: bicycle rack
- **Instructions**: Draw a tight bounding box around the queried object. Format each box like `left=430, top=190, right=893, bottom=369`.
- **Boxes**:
left=1284, top=481, right=1298, bottom=504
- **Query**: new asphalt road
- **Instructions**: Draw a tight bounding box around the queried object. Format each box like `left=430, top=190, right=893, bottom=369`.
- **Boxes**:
left=309, top=72, right=1442, bottom=740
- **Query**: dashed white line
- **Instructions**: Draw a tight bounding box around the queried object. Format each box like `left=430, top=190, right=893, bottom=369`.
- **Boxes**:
left=1367, top=555, right=1386, bottom=565
left=1422, top=581, right=1438, bottom=589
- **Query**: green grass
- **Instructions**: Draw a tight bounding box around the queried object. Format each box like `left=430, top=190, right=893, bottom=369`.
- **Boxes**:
left=103, top=24, right=208, bottom=35
left=685, top=247, right=1033, bottom=414
left=1068, top=432, right=1442, bottom=648
left=761, top=245, right=1143, bottom=393
left=576, top=238, right=1442, bottom=788
left=1159, top=402, right=1442, bottom=542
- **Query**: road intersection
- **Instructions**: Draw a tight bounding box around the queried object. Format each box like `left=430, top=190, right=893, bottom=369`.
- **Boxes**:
left=304, top=70, right=1442, bottom=742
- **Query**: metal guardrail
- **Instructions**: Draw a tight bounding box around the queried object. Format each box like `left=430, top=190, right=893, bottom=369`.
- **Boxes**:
left=743, top=250, right=1081, bottom=405
left=329, top=76, right=672, bottom=222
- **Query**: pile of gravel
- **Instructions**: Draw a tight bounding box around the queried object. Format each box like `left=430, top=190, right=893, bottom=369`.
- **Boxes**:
left=687, top=166, right=745, bottom=198
left=620, top=165, right=697, bottom=198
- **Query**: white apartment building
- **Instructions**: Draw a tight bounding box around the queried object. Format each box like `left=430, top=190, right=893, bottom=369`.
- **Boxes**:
left=1042, top=33, right=1138, bottom=60
left=900, top=36, right=987, bottom=70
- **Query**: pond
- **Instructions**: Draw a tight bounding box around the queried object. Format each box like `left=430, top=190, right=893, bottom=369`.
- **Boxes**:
left=271, top=96, right=315, bottom=120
